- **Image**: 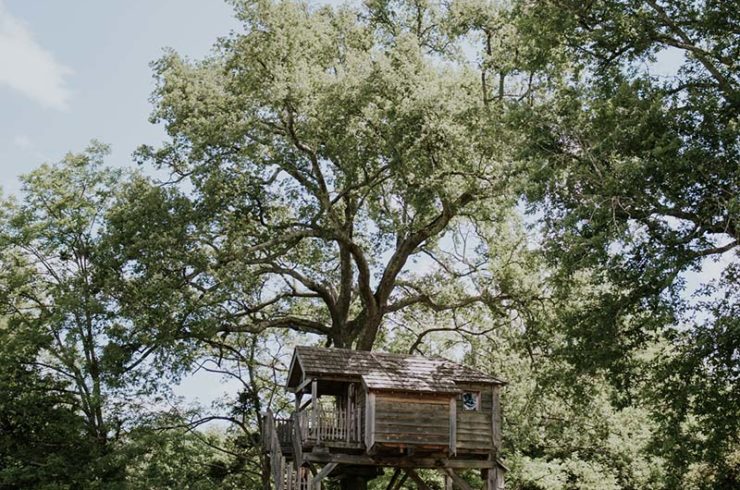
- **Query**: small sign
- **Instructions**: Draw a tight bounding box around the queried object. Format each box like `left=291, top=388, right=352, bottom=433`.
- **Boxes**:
left=462, top=392, right=479, bottom=411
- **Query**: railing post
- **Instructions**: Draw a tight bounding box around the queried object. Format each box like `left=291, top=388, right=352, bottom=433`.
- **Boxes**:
left=346, top=384, right=353, bottom=443
left=311, top=378, right=319, bottom=444
left=292, top=411, right=303, bottom=469
left=356, top=395, right=361, bottom=442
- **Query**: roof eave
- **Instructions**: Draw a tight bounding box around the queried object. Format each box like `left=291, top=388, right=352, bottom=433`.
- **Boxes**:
left=285, top=349, right=303, bottom=390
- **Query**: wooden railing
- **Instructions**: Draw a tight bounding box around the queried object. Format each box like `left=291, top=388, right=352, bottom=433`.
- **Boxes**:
left=275, top=417, right=293, bottom=447
left=275, top=454, right=311, bottom=490
left=263, top=410, right=311, bottom=490
left=264, top=400, right=363, bottom=454
left=262, top=399, right=363, bottom=489
left=300, top=403, right=362, bottom=444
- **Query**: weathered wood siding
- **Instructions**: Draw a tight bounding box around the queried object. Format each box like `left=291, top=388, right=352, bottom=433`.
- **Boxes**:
left=357, top=388, right=366, bottom=445
left=373, top=393, right=451, bottom=448
left=456, top=383, right=494, bottom=452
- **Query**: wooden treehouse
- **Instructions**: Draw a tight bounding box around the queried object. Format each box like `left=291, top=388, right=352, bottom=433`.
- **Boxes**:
left=262, top=346, right=507, bottom=489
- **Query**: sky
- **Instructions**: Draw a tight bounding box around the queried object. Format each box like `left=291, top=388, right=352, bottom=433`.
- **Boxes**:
left=0, top=0, right=240, bottom=197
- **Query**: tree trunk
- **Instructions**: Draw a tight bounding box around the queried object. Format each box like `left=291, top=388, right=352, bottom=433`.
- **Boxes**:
left=337, top=465, right=381, bottom=489
left=340, top=475, right=369, bottom=490
left=261, top=453, right=271, bottom=490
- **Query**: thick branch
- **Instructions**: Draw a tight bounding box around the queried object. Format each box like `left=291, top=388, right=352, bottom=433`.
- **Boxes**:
left=645, top=0, right=738, bottom=104
left=375, top=191, right=475, bottom=307
left=221, top=316, right=331, bottom=336
left=385, top=291, right=501, bottom=314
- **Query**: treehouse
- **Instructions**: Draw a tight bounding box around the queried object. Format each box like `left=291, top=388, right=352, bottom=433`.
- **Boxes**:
left=262, top=346, right=507, bottom=489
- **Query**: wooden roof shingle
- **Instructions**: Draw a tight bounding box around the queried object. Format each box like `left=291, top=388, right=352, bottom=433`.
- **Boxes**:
left=287, top=346, right=504, bottom=394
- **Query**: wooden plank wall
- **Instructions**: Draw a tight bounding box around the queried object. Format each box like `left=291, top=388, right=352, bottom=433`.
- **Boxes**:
left=455, top=383, right=494, bottom=452
left=373, top=393, right=451, bottom=447
left=357, top=388, right=366, bottom=439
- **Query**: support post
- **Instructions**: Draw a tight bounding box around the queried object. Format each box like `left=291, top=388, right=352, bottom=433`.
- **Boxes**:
left=385, top=468, right=401, bottom=490
left=490, top=385, right=505, bottom=490
left=482, top=466, right=504, bottom=490
left=346, top=384, right=353, bottom=443
left=311, top=378, right=319, bottom=443
left=443, top=468, right=473, bottom=490
left=309, top=462, right=337, bottom=490
left=365, top=392, right=376, bottom=452
left=487, top=468, right=496, bottom=490
left=405, top=469, right=432, bottom=490
left=292, top=412, right=303, bottom=469
left=449, top=397, right=457, bottom=456
left=492, top=385, right=501, bottom=453
left=394, top=473, right=409, bottom=490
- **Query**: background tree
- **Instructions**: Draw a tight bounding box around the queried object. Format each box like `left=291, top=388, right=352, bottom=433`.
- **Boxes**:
left=0, top=144, right=175, bottom=487
left=0, top=318, right=98, bottom=488
left=511, top=0, right=739, bottom=486
left=100, top=1, right=554, bottom=486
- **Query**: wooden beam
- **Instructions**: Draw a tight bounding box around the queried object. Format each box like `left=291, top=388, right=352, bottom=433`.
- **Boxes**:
left=312, top=379, right=319, bottom=444
left=303, top=452, right=497, bottom=469
left=483, top=468, right=495, bottom=490
left=385, top=468, right=401, bottom=490
left=309, top=462, right=337, bottom=489
left=405, top=469, right=432, bottom=490
left=299, top=397, right=313, bottom=412
left=292, top=412, right=303, bottom=469
left=394, top=473, right=409, bottom=490
left=443, top=468, right=474, bottom=490
left=449, top=397, right=457, bottom=456
left=295, top=392, right=303, bottom=411
left=485, top=465, right=504, bottom=490
left=347, top=384, right=353, bottom=443
left=491, top=385, right=501, bottom=453
left=365, top=392, right=376, bottom=452
left=292, top=376, right=314, bottom=394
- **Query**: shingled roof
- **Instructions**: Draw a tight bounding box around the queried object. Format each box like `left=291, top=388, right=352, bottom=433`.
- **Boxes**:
left=287, top=346, right=504, bottom=394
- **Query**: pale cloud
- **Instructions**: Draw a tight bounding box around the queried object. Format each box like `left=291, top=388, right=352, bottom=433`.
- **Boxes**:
left=13, top=134, right=30, bottom=148
left=0, top=1, right=72, bottom=110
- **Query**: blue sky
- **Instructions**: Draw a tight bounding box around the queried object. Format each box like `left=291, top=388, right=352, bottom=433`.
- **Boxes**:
left=0, top=0, right=240, bottom=196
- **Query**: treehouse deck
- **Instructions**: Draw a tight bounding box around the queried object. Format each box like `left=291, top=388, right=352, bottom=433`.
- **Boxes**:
left=262, top=346, right=508, bottom=489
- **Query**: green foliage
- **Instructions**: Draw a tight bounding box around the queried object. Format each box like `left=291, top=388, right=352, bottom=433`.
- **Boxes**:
left=123, top=427, right=242, bottom=490
left=0, top=319, right=97, bottom=489
left=0, top=145, right=197, bottom=488
left=511, top=0, right=740, bottom=485
left=121, top=0, right=528, bottom=353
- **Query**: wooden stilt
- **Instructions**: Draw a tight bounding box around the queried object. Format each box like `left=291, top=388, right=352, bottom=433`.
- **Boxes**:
left=309, top=462, right=337, bottom=490
left=385, top=468, right=401, bottom=490
left=405, top=469, right=432, bottom=490
left=443, top=468, right=474, bottom=490
left=445, top=474, right=454, bottom=490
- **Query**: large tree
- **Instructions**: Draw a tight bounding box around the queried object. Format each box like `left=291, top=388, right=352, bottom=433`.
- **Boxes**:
left=115, top=0, right=537, bottom=351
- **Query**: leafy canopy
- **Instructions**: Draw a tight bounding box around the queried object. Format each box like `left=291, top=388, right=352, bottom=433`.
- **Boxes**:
left=122, top=0, right=535, bottom=351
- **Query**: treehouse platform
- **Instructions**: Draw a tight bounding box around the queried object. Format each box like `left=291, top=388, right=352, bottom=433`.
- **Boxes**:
left=262, top=346, right=507, bottom=489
